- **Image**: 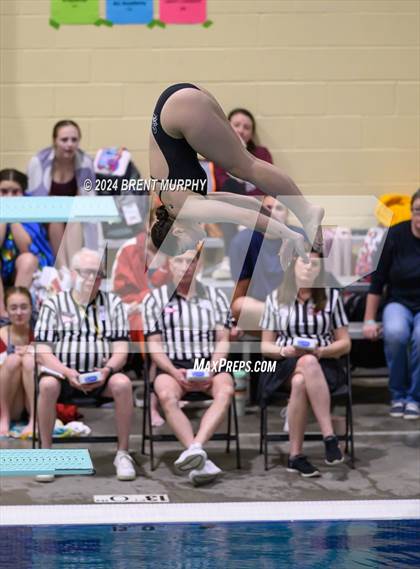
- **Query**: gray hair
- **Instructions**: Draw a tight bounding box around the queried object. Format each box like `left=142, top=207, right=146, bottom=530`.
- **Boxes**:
left=71, top=248, right=103, bottom=270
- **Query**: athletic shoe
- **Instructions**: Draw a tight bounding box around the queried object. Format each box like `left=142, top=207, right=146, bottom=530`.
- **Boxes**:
left=287, top=455, right=320, bottom=478
left=189, top=459, right=222, bottom=486
left=403, top=402, right=420, bottom=420
left=113, top=451, right=136, bottom=481
left=324, top=435, right=344, bottom=465
left=174, top=443, right=207, bottom=472
left=35, top=473, right=55, bottom=483
left=390, top=401, right=405, bottom=418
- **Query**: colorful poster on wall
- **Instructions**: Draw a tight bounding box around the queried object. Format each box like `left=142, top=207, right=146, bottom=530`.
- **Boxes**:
left=106, top=0, right=153, bottom=24
left=50, top=0, right=100, bottom=26
left=159, top=0, right=207, bottom=25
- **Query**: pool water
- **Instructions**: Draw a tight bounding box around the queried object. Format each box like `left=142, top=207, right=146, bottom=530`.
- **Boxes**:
left=1, top=519, right=419, bottom=569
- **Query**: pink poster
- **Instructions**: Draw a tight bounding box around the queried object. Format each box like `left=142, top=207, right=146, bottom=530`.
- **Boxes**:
left=159, top=0, right=206, bottom=25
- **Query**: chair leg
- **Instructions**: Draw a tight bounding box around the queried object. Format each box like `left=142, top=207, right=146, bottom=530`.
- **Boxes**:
left=141, top=382, right=147, bottom=456
left=32, top=357, right=38, bottom=450
left=226, top=403, right=232, bottom=454
left=232, top=398, right=241, bottom=469
left=263, top=407, right=269, bottom=471
left=348, top=396, right=355, bottom=469
left=343, top=355, right=355, bottom=468
left=344, top=402, right=349, bottom=455
left=147, top=386, right=155, bottom=471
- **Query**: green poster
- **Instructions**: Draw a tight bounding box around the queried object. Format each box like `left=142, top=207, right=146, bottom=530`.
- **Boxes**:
left=51, top=0, right=100, bottom=26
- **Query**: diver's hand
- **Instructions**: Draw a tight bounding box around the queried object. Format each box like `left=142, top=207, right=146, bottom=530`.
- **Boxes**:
left=278, top=233, right=309, bottom=271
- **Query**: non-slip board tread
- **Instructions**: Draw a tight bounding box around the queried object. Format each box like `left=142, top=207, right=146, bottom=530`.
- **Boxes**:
left=0, top=449, right=94, bottom=476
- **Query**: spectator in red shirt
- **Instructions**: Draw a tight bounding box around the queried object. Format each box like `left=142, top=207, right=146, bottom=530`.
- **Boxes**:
left=111, top=230, right=171, bottom=426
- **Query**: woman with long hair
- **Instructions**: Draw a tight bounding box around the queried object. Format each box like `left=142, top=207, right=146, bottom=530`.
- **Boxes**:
left=27, top=120, right=96, bottom=267
left=0, top=168, right=54, bottom=316
left=214, top=107, right=274, bottom=197
left=259, top=249, right=351, bottom=477
left=0, top=286, right=35, bottom=437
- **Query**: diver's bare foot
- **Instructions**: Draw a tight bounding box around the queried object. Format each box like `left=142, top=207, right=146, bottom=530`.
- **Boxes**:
left=303, top=205, right=325, bottom=251
left=278, top=232, right=309, bottom=271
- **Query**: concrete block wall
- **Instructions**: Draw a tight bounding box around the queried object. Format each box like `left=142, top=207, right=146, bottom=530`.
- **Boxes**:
left=0, top=0, right=418, bottom=200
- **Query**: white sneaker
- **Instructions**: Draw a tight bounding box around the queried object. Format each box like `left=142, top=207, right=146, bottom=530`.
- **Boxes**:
left=403, top=402, right=420, bottom=420
left=35, top=473, right=55, bottom=483
left=174, top=443, right=207, bottom=472
left=189, top=460, right=222, bottom=486
left=211, top=257, right=231, bottom=280
left=113, top=451, right=136, bottom=481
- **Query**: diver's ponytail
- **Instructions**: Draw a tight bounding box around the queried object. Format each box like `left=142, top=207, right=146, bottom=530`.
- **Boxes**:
left=150, top=206, right=179, bottom=256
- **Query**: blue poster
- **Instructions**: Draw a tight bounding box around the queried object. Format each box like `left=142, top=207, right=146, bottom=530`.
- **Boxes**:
left=106, top=0, right=153, bottom=24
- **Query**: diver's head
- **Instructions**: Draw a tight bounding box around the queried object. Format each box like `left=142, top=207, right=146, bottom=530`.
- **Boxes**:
left=151, top=206, right=206, bottom=256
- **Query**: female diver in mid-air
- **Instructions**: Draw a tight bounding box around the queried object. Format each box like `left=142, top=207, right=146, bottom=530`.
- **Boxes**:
left=149, top=83, right=324, bottom=267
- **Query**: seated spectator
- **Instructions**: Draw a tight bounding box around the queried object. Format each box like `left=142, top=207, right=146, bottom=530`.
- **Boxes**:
left=363, top=189, right=420, bottom=420
left=259, top=249, right=351, bottom=477
left=0, top=287, right=35, bottom=437
left=212, top=108, right=274, bottom=279
left=111, top=228, right=171, bottom=426
left=142, top=248, right=234, bottom=486
left=0, top=169, right=54, bottom=317
left=214, top=108, right=273, bottom=198
left=354, top=226, right=387, bottom=283
left=112, top=229, right=170, bottom=340
left=229, top=196, right=304, bottom=335
left=35, top=248, right=136, bottom=482
left=354, top=193, right=411, bottom=281
left=27, top=120, right=96, bottom=267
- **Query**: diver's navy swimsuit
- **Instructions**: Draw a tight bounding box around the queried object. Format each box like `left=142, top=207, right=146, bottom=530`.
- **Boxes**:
left=151, top=83, right=208, bottom=199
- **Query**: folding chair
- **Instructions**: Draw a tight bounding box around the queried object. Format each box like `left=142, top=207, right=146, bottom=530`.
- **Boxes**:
left=259, top=355, right=355, bottom=470
left=141, top=356, right=241, bottom=471
left=32, top=345, right=124, bottom=448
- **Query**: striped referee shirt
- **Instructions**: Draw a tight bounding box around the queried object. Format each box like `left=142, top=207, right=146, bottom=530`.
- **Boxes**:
left=34, top=290, right=129, bottom=372
left=142, top=282, right=233, bottom=360
left=260, top=288, right=348, bottom=348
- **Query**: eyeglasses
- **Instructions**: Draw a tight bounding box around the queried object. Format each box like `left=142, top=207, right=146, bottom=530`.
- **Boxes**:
left=75, top=268, right=105, bottom=279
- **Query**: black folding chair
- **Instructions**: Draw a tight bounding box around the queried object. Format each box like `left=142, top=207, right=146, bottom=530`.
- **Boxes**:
left=141, top=356, right=241, bottom=471
left=32, top=346, right=125, bottom=448
left=259, top=355, right=355, bottom=470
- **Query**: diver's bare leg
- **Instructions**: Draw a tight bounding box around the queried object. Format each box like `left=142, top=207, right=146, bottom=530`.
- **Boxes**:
left=160, top=87, right=324, bottom=246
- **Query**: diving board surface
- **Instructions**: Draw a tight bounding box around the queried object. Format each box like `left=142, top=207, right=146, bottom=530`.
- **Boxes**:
left=0, top=449, right=95, bottom=477
left=1, top=197, right=120, bottom=223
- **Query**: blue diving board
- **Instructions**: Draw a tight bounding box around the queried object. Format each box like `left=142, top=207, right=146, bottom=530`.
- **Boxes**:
left=0, top=449, right=95, bottom=477
left=0, top=196, right=120, bottom=223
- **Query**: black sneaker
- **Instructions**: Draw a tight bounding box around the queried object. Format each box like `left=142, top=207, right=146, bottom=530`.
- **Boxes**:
left=324, top=435, right=344, bottom=465
left=287, top=455, right=320, bottom=478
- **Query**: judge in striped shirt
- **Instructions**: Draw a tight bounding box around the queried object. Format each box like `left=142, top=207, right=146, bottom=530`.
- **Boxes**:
left=259, top=249, right=351, bottom=478
left=34, top=248, right=136, bottom=482
left=142, top=247, right=234, bottom=486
